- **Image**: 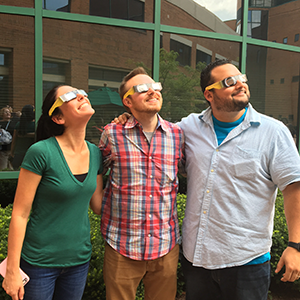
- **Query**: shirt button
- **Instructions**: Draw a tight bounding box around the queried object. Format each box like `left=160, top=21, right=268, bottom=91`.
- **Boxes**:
left=150, top=175, right=153, bottom=178
left=149, top=156, right=152, bottom=159
left=206, top=190, right=209, bottom=193
left=150, top=195, right=152, bottom=198
left=149, top=214, right=152, bottom=218
left=148, top=234, right=152, bottom=237
left=211, top=169, right=214, bottom=172
left=203, top=211, right=207, bottom=214
left=216, top=149, right=219, bottom=152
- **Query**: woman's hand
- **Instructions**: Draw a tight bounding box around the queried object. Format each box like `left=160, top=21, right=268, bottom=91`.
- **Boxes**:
left=2, top=271, right=25, bottom=300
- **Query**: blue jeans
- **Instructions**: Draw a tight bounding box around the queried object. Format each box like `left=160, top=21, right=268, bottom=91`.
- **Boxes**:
left=20, top=258, right=89, bottom=300
left=181, top=255, right=270, bottom=300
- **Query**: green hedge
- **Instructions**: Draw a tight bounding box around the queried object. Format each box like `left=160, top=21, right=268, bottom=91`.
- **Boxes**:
left=0, top=192, right=299, bottom=299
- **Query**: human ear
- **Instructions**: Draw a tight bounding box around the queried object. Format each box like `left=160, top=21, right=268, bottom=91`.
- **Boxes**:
left=122, top=97, right=132, bottom=109
left=204, top=89, right=213, bottom=104
left=51, top=114, right=65, bottom=125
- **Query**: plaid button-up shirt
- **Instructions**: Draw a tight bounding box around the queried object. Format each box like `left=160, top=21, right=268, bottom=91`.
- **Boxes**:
left=99, top=114, right=184, bottom=260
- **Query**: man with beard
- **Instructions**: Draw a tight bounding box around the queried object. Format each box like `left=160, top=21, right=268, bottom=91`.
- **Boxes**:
left=99, top=67, right=184, bottom=300
left=179, top=59, right=300, bottom=300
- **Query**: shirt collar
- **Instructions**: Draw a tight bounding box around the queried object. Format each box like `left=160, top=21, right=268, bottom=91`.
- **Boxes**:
left=199, top=103, right=261, bottom=127
left=125, top=113, right=169, bottom=133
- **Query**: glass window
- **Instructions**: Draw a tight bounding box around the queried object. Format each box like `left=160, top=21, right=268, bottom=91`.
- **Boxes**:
left=248, top=0, right=300, bottom=45
left=89, top=0, right=146, bottom=22
left=43, top=59, right=70, bottom=99
left=196, top=46, right=212, bottom=65
left=162, top=0, right=239, bottom=35
left=170, top=35, right=192, bottom=66
left=247, top=10, right=268, bottom=39
left=160, top=34, right=240, bottom=122
left=295, top=33, right=299, bottom=42
left=246, top=45, right=300, bottom=144
left=43, top=18, right=153, bottom=145
left=0, top=14, right=35, bottom=171
left=43, top=0, right=70, bottom=12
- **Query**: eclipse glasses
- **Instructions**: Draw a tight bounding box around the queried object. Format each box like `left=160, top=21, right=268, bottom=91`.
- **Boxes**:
left=48, top=89, right=88, bottom=116
left=123, top=82, right=162, bottom=100
left=205, top=74, right=247, bottom=91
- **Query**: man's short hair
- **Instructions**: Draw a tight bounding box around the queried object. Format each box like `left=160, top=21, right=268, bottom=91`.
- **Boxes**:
left=119, top=67, right=149, bottom=113
left=200, top=59, right=232, bottom=93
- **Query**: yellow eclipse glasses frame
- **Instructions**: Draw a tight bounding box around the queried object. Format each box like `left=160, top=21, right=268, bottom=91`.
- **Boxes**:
left=123, top=82, right=162, bottom=100
left=205, top=74, right=247, bottom=91
left=49, top=89, right=88, bottom=116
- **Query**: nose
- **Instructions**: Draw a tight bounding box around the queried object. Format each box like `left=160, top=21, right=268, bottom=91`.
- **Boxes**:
left=77, top=93, right=86, bottom=101
left=235, top=79, right=246, bottom=89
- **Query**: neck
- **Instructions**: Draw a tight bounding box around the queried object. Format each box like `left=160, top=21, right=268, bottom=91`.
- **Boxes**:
left=56, top=125, right=87, bottom=152
left=133, top=112, right=158, bottom=132
left=212, top=108, right=245, bottom=123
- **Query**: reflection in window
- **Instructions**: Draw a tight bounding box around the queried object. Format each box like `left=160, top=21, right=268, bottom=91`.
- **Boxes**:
left=89, top=0, right=145, bottom=21
left=43, top=0, right=70, bottom=12
left=89, top=67, right=128, bottom=92
left=43, top=60, right=69, bottom=99
left=0, top=54, right=4, bottom=66
left=249, top=0, right=271, bottom=7
left=87, top=66, right=128, bottom=143
left=0, top=50, right=11, bottom=109
left=295, top=34, right=299, bottom=42
left=170, top=36, right=191, bottom=67
left=247, top=10, right=268, bottom=39
left=196, top=49, right=212, bottom=65
left=283, top=37, right=288, bottom=44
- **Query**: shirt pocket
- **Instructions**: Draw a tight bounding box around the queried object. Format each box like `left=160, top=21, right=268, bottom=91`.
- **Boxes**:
left=154, top=158, right=177, bottom=187
left=232, top=146, right=261, bottom=179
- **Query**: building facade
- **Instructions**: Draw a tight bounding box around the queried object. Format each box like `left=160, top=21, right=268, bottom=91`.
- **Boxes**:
left=0, top=0, right=299, bottom=177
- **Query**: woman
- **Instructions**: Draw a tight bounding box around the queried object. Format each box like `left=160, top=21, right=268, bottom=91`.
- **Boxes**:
left=0, top=106, right=15, bottom=170
left=2, top=85, right=103, bottom=300
left=9, top=104, right=35, bottom=170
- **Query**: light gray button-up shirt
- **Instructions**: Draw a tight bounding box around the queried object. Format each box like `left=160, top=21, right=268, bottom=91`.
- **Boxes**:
left=178, top=104, right=300, bottom=269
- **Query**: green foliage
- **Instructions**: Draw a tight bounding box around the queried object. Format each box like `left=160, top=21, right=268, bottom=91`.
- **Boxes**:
left=0, top=191, right=299, bottom=298
left=0, top=204, right=12, bottom=300
left=271, top=191, right=288, bottom=280
left=0, top=180, right=17, bottom=208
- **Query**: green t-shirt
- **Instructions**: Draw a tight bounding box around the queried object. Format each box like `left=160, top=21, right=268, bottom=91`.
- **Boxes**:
left=21, top=137, right=103, bottom=267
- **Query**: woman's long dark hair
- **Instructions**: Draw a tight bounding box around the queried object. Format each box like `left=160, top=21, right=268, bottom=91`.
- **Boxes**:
left=36, top=85, right=65, bottom=142
left=18, top=105, right=35, bottom=136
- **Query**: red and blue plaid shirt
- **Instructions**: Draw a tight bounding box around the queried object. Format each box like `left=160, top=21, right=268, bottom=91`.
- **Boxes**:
left=99, top=114, right=184, bottom=260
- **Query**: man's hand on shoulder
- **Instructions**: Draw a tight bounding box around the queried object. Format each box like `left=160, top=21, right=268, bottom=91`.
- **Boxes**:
left=112, top=112, right=131, bottom=124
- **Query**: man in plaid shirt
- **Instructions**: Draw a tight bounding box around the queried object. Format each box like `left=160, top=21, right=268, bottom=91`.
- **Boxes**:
left=99, top=67, right=184, bottom=300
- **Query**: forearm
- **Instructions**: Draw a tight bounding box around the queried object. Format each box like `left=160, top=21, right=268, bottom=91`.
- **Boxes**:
left=6, top=215, right=28, bottom=274
left=90, top=174, right=104, bottom=215
left=283, top=181, right=300, bottom=242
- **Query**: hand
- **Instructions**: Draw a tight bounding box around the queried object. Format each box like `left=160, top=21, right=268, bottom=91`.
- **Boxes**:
left=275, top=247, right=300, bottom=282
left=2, top=272, right=25, bottom=300
left=112, top=112, right=131, bottom=124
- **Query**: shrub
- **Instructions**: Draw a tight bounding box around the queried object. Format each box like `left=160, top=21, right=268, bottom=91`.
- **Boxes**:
left=0, top=192, right=299, bottom=299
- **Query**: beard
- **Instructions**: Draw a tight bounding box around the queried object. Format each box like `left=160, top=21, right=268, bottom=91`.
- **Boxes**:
left=214, top=90, right=250, bottom=112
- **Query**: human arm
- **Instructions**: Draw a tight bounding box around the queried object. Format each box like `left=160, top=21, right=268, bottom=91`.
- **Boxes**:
left=112, top=112, right=131, bottom=124
left=89, top=174, right=104, bottom=215
left=275, top=181, right=300, bottom=282
left=9, top=129, right=18, bottom=157
left=2, top=168, right=42, bottom=300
